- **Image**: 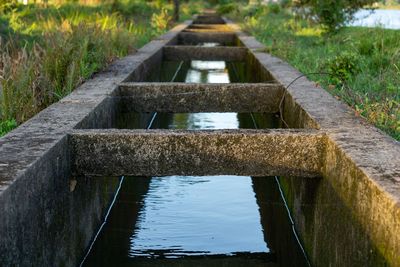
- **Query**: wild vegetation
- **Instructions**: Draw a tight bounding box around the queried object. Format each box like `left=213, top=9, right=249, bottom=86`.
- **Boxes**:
left=0, top=0, right=202, bottom=136
left=220, top=3, right=399, bottom=140
left=291, top=0, right=376, bottom=32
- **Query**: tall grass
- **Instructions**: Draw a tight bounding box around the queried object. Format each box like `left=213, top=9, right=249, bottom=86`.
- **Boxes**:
left=232, top=5, right=399, bottom=140
left=0, top=0, right=204, bottom=136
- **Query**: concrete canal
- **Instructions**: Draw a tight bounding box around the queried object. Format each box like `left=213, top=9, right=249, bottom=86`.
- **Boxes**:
left=80, top=51, right=307, bottom=266
left=0, top=13, right=399, bottom=267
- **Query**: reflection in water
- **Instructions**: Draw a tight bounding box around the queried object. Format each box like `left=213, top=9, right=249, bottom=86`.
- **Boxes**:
left=167, top=112, right=240, bottom=129
left=117, top=112, right=280, bottom=130
left=185, top=42, right=230, bottom=84
left=129, top=176, right=269, bottom=257
left=185, top=61, right=230, bottom=83
left=156, top=112, right=239, bottom=129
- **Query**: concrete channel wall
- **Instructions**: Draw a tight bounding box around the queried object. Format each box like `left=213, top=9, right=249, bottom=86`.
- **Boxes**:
left=0, top=14, right=399, bottom=266
left=225, top=21, right=400, bottom=265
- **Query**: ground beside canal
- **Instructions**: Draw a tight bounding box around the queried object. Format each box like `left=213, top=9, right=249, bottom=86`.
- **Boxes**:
left=229, top=5, right=400, bottom=140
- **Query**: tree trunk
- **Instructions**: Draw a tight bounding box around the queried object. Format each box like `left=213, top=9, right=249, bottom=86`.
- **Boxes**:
left=173, top=0, right=180, bottom=22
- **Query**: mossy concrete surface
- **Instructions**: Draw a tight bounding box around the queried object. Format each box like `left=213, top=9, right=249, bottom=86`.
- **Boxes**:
left=0, top=13, right=399, bottom=267
left=0, top=20, right=191, bottom=267
left=225, top=18, right=400, bottom=266
left=163, top=46, right=248, bottom=62
left=178, top=32, right=237, bottom=46
left=70, top=129, right=325, bottom=178
left=117, top=82, right=283, bottom=113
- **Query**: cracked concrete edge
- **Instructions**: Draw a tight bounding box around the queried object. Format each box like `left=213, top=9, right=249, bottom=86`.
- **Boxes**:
left=70, top=129, right=326, bottom=178
left=226, top=18, right=400, bottom=265
left=0, top=22, right=189, bottom=196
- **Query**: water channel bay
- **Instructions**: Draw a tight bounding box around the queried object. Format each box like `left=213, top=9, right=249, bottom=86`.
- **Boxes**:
left=81, top=51, right=309, bottom=267
left=81, top=112, right=309, bottom=267
left=78, top=36, right=390, bottom=266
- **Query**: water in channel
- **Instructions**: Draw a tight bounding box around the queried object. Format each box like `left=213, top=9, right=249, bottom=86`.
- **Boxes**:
left=81, top=47, right=309, bottom=267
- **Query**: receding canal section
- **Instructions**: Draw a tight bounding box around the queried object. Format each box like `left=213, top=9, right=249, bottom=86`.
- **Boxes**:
left=77, top=41, right=391, bottom=267
left=80, top=53, right=308, bottom=266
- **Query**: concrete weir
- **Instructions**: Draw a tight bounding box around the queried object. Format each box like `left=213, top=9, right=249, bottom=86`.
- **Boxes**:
left=0, top=13, right=399, bottom=267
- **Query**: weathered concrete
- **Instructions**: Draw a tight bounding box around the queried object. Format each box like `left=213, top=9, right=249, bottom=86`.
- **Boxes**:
left=178, top=32, right=238, bottom=46
left=187, top=24, right=234, bottom=31
left=275, top=176, right=390, bottom=266
left=183, top=27, right=234, bottom=33
left=163, top=46, right=247, bottom=62
left=0, top=20, right=191, bottom=267
left=225, top=18, right=400, bottom=266
left=70, top=129, right=326, bottom=178
left=193, top=15, right=226, bottom=24
left=0, top=13, right=399, bottom=267
left=117, top=82, right=283, bottom=113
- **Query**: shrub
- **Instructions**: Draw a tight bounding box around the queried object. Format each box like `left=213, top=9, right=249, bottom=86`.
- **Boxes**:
left=0, top=119, right=16, bottom=136
left=217, top=3, right=237, bottom=15
left=327, top=52, right=359, bottom=84
left=268, top=3, right=281, bottom=14
left=293, top=0, right=376, bottom=32
left=280, top=0, right=292, bottom=8
left=358, top=39, right=374, bottom=55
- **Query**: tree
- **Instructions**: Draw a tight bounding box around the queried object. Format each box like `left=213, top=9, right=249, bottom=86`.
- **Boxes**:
left=293, top=0, right=375, bottom=32
left=172, top=0, right=179, bottom=22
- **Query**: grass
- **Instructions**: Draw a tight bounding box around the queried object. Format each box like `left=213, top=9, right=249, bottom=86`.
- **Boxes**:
left=372, top=2, right=400, bottom=9
left=230, top=5, right=399, bottom=140
left=0, top=0, right=203, bottom=136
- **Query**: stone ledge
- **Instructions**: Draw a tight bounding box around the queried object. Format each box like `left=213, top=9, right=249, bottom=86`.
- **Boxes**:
left=70, top=129, right=326, bottom=178
left=117, top=82, right=283, bottom=113
left=178, top=32, right=237, bottom=46
left=163, top=46, right=247, bottom=62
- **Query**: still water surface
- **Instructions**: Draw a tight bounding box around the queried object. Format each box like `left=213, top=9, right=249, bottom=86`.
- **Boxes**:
left=129, top=175, right=268, bottom=257
left=350, top=9, right=400, bottom=29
